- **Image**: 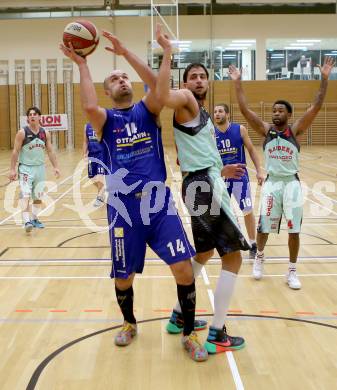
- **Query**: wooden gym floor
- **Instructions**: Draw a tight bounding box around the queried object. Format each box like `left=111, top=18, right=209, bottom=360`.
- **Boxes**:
left=0, top=146, right=336, bottom=390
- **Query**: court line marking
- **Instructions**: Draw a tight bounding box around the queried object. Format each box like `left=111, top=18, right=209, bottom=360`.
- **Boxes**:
left=0, top=273, right=337, bottom=280
left=202, top=268, right=244, bottom=390
left=0, top=172, right=75, bottom=226
left=1, top=220, right=337, bottom=231
left=1, top=255, right=337, bottom=265
left=1, top=315, right=337, bottom=325
left=24, top=314, right=337, bottom=390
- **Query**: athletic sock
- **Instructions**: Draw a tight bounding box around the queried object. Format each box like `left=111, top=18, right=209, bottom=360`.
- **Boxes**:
left=32, top=204, right=41, bottom=220
left=289, top=262, right=296, bottom=271
left=115, top=285, right=136, bottom=324
left=174, top=259, right=203, bottom=313
left=211, top=270, right=237, bottom=329
left=22, top=212, right=30, bottom=224
left=177, top=281, right=196, bottom=336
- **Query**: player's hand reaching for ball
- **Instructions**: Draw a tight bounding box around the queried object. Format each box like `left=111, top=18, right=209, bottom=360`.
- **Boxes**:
left=102, top=31, right=128, bottom=56
left=59, top=42, right=86, bottom=65
left=156, top=24, right=172, bottom=51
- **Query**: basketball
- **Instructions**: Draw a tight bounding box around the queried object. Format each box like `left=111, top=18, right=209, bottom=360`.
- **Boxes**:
left=63, top=20, right=99, bottom=57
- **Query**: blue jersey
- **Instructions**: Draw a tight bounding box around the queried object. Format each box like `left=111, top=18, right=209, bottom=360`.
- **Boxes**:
left=215, top=123, right=246, bottom=166
left=86, top=123, right=103, bottom=156
left=101, top=100, right=166, bottom=193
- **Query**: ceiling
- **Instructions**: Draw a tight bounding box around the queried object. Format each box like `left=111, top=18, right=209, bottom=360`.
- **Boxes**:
left=0, top=0, right=333, bottom=10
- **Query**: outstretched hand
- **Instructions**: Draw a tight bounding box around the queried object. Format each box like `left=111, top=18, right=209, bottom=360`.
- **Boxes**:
left=228, top=65, right=242, bottom=81
left=102, top=30, right=128, bottom=56
left=318, top=56, right=335, bottom=80
left=156, top=24, right=171, bottom=50
left=59, top=42, right=86, bottom=65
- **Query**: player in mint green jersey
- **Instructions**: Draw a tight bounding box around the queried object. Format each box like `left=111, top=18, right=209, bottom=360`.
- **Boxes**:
left=228, top=56, right=335, bottom=289
left=156, top=25, right=249, bottom=355
left=9, top=107, right=60, bottom=233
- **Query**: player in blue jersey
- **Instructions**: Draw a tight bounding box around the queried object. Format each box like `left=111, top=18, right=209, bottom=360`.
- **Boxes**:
left=60, top=33, right=208, bottom=361
left=228, top=57, right=334, bottom=289
left=83, top=123, right=105, bottom=207
left=9, top=106, right=60, bottom=233
left=214, top=103, right=264, bottom=258
left=156, top=25, right=249, bottom=355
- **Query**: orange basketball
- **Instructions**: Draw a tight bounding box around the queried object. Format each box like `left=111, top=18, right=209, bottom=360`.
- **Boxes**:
left=63, top=20, right=99, bottom=57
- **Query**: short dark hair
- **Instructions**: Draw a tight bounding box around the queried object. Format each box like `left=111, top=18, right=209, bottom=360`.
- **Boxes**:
left=215, top=103, right=230, bottom=113
left=26, top=106, right=41, bottom=117
left=183, top=63, right=209, bottom=83
left=273, top=100, right=292, bottom=114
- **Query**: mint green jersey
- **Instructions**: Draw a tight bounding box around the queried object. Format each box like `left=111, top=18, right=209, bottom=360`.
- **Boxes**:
left=263, top=126, right=300, bottom=177
left=173, top=107, right=223, bottom=172
left=19, top=126, right=47, bottom=166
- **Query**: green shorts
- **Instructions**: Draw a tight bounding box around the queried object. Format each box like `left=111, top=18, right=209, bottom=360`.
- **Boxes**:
left=18, top=163, right=45, bottom=200
left=257, top=175, right=303, bottom=234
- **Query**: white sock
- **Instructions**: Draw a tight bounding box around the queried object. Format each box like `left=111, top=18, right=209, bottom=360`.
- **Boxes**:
left=249, top=239, right=256, bottom=245
left=32, top=204, right=41, bottom=220
left=211, top=270, right=237, bottom=329
left=289, top=262, right=296, bottom=271
left=22, top=212, right=30, bottom=224
left=174, top=259, right=204, bottom=313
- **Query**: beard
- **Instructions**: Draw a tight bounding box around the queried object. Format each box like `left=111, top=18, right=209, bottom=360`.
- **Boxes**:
left=114, top=88, right=133, bottom=104
left=272, top=118, right=286, bottom=126
left=215, top=118, right=226, bottom=125
left=192, top=90, right=207, bottom=101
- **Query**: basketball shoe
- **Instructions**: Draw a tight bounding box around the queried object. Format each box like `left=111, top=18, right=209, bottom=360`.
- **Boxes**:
left=181, top=331, right=208, bottom=362
left=31, top=219, right=45, bottom=229
left=252, top=251, right=264, bottom=280
left=166, top=309, right=207, bottom=334
left=286, top=269, right=301, bottom=290
left=24, top=221, right=33, bottom=233
left=115, top=321, right=137, bottom=346
left=204, top=325, right=245, bottom=354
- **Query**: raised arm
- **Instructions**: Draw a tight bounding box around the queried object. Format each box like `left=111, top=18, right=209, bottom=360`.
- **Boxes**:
left=228, top=65, right=269, bottom=137
left=9, top=129, right=25, bottom=181
left=83, top=125, right=88, bottom=159
left=240, top=125, right=264, bottom=185
left=102, top=30, right=162, bottom=115
left=45, top=131, right=60, bottom=178
left=59, top=43, right=106, bottom=139
left=155, top=25, right=198, bottom=114
left=103, top=31, right=156, bottom=91
left=293, top=56, right=335, bottom=136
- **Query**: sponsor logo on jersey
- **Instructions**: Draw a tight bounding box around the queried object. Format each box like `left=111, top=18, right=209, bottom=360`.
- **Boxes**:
left=114, top=227, right=124, bottom=238
left=266, top=196, right=273, bottom=216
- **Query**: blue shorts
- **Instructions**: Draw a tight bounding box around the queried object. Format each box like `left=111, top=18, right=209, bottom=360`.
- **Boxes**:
left=107, top=185, right=195, bottom=279
left=88, top=154, right=104, bottom=179
left=225, top=173, right=253, bottom=215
